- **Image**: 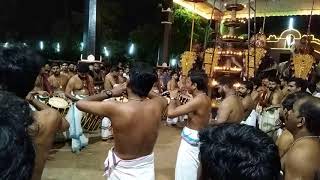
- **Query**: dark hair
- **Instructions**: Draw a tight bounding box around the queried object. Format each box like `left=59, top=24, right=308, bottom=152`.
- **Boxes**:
left=268, top=76, right=280, bottom=84
left=189, top=70, right=208, bottom=92
left=51, top=63, right=59, bottom=68
left=288, top=77, right=307, bottom=91
left=0, top=91, right=35, bottom=180
left=242, top=81, right=254, bottom=93
left=128, top=62, right=157, bottom=97
left=77, top=63, right=89, bottom=73
left=199, top=124, right=281, bottom=180
left=282, top=92, right=310, bottom=111
left=110, top=66, right=119, bottom=72
left=170, top=71, right=177, bottom=77
left=0, top=45, right=45, bottom=98
left=217, top=76, right=235, bottom=88
left=250, top=77, right=261, bottom=88
left=298, top=96, right=320, bottom=136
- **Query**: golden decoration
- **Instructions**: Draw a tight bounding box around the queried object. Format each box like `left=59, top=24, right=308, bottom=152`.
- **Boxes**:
left=292, top=54, right=315, bottom=79
left=244, top=47, right=267, bottom=78
left=180, top=51, right=197, bottom=76
left=204, top=48, right=220, bottom=77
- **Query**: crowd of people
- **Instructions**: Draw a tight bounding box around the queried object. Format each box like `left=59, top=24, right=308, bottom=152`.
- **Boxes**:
left=0, top=45, right=320, bottom=180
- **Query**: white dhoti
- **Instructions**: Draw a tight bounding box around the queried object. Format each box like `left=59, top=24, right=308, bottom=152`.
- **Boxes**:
left=175, top=127, right=200, bottom=180
left=104, top=148, right=155, bottom=180
left=101, top=117, right=113, bottom=140
left=66, top=102, right=88, bottom=153
left=241, top=110, right=258, bottom=127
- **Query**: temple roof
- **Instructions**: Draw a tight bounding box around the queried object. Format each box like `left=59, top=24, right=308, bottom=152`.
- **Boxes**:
left=174, top=0, right=319, bottom=19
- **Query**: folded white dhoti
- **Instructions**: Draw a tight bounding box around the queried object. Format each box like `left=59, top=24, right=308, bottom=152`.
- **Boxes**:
left=104, top=148, right=155, bottom=180
left=175, top=127, right=200, bottom=180
left=66, top=100, right=88, bottom=153
left=241, top=110, right=258, bottom=127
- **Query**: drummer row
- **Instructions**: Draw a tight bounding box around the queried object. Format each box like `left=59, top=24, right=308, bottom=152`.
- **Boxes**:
left=33, top=61, right=130, bottom=96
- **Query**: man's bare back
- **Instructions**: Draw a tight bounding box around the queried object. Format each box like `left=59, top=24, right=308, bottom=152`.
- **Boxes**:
left=216, top=95, right=244, bottom=124
left=111, top=99, right=166, bottom=159
left=76, top=88, right=167, bottom=160
left=30, top=108, right=69, bottom=180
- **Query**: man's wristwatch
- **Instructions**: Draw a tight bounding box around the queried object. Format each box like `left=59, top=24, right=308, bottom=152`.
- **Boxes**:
left=105, top=90, right=113, bottom=98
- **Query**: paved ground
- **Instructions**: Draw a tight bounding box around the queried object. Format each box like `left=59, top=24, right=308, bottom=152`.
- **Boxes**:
left=43, top=124, right=181, bottom=180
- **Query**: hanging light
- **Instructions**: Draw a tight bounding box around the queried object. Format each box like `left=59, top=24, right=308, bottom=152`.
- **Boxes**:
left=170, top=58, right=177, bottom=67
left=39, top=41, right=44, bottom=50
left=3, top=42, right=8, bottom=48
left=288, top=18, right=294, bottom=29
left=56, top=43, right=61, bottom=53
left=103, top=47, right=110, bottom=57
left=129, top=43, right=135, bottom=55
left=80, top=42, right=84, bottom=51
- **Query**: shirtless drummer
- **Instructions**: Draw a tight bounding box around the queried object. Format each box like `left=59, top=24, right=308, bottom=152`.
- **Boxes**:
left=65, top=62, right=94, bottom=152
left=76, top=63, right=167, bottom=180
left=167, top=70, right=211, bottom=180
left=47, top=63, right=69, bottom=97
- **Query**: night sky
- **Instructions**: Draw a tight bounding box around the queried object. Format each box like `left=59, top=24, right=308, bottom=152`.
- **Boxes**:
left=0, top=0, right=319, bottom=42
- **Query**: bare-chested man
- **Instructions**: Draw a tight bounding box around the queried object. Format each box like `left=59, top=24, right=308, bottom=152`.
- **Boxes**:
left=65, top=63, right=94, bottom=101
left=33, top=64, right=53, bottom=94
left=104, top=66, right=119, bottom=90
left=167, top=70, right=211, bottom=180
left=47, top=64, right=69, bottom=95
left=167, top=71, right=179, bottom=91
left=76, top=63, right=167, bottom=179
left=65, top=63, right=94, bottom=152
left=91, top=62, right=105, bottom=88
left=68, top=63, right=76, bottom=79
left=237, top=81, right=255, bottom=118
left=214, top=76, right=245, bottom=124
left=60, top=62, right=69, bottom=78
left=118, top=68, right=127, bottom=84
left=237, top=81, right=256, bottom=126
left=0, top=46, right=69, bottom=180
left=276, top=92, right=309, bottom=157
left=282, top=95, right=320, bottom=180
left=266, top=76, right=284, bottom=106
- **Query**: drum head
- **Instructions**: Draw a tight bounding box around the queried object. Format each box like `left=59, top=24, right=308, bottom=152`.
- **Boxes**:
left=48, top=97, right=69, bottom=109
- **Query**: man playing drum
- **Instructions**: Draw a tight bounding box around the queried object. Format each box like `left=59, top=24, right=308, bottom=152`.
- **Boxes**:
left=65, top=62, right=94, bottom=152
left=48, top=63, right=69, bottom=97
left=76, top=63, right=167, bottom=180
left=167, top=70, right=211, bottom=180
left=104, top=66, right=119, bottom=90
left=0, top=45, right=69, bottom=180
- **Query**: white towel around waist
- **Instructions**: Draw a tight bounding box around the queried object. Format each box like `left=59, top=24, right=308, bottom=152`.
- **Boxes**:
left=104, top=148, right=155, bottom=180
left=181, top=126, right=199, bottom=147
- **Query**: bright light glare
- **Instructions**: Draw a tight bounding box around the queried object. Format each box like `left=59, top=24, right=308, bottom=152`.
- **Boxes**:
left=103, top=47, right=110, bottom=57
left=3, top=42, right=8, bottom=48
left=80, top=42, right=84, bottom=51
left=170, top=58, right=177, bottom=67
left=56, top=43, right=60, bottom=52
left=288, top=18, right=294, bottom=29
left=40, top=41, right=44, bottom=50
left=129, top=43, right=135, bottom=55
